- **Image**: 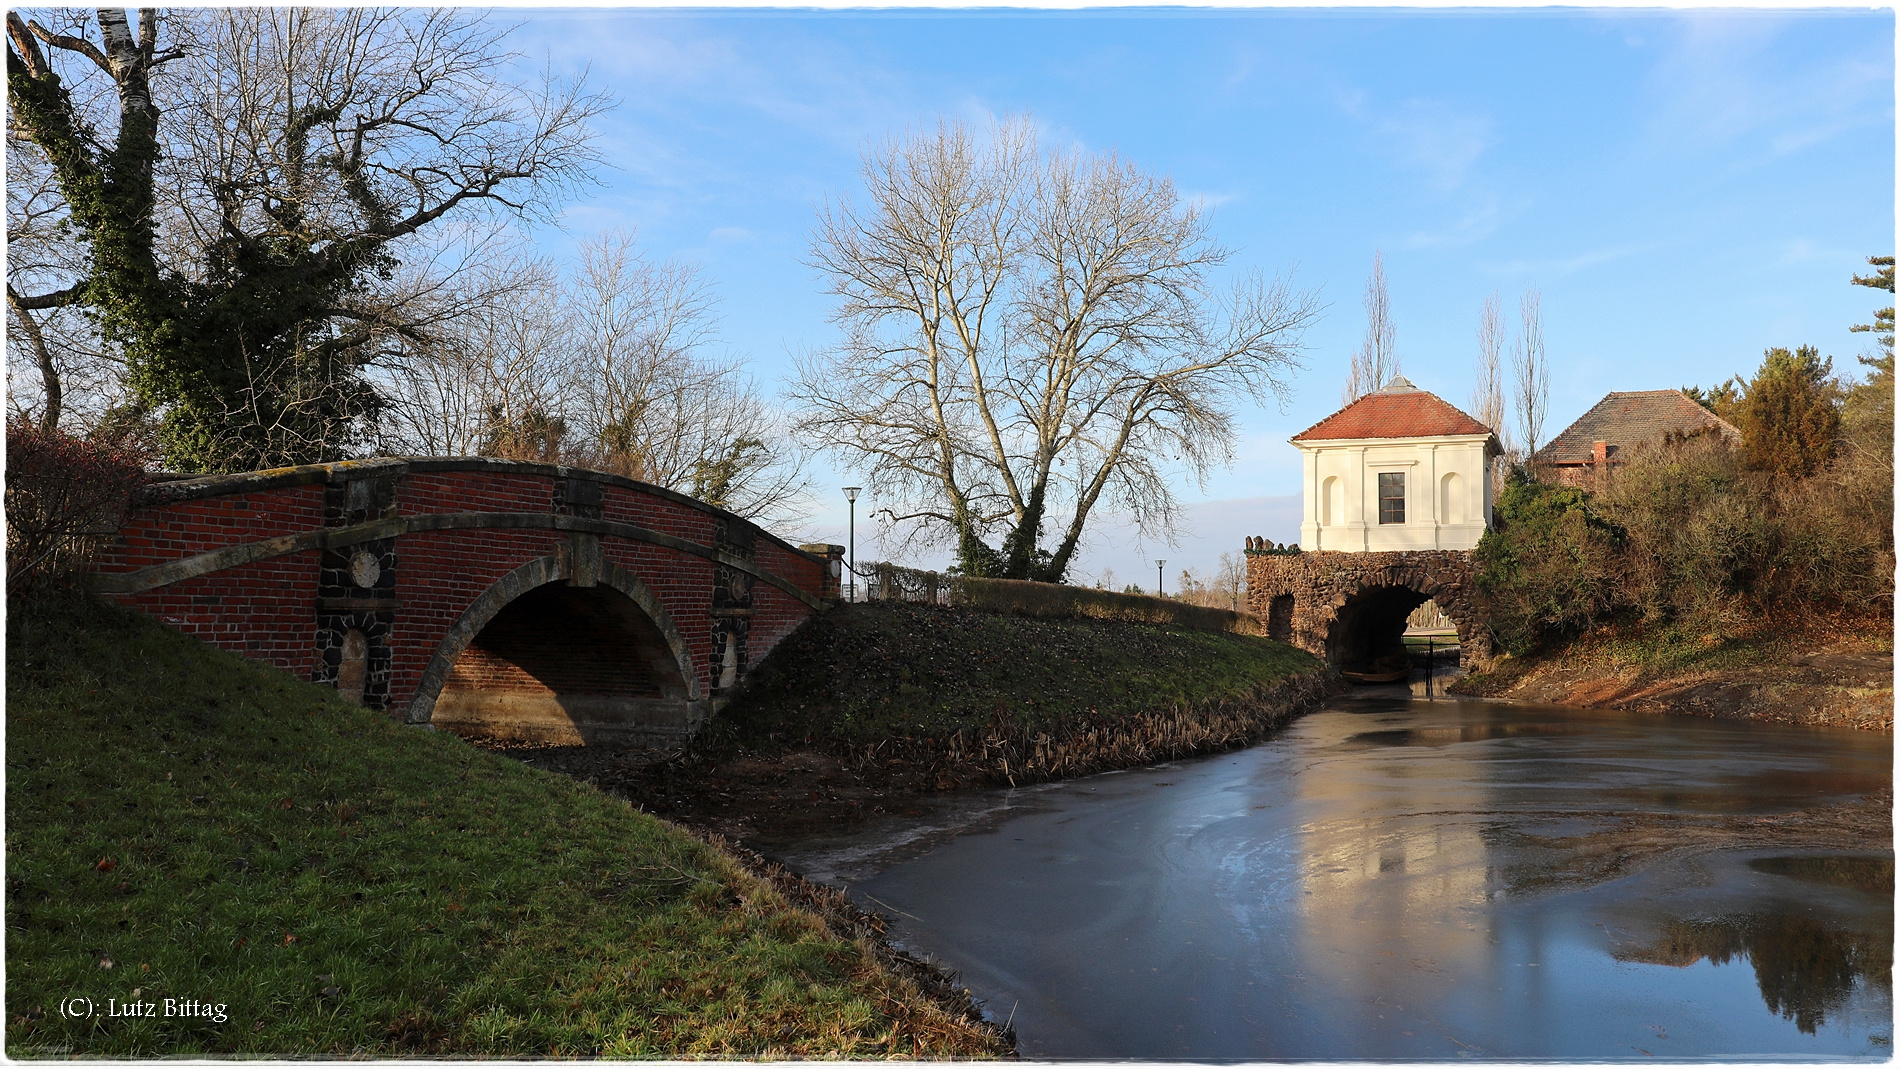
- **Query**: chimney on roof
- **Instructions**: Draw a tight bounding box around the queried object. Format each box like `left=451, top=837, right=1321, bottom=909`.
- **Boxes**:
left=1592, top=440, right=1608, bottom=465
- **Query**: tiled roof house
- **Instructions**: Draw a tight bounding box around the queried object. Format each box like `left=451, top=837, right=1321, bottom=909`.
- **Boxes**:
left=1292, top=376, right=1502, bottom=553
left=1533, top=390, right=1740, bottom=488
left=1291, top=387, right=1496, bottom=443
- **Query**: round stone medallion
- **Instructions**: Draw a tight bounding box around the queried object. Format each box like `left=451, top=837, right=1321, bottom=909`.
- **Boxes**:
left=349, top=549, right=382, bottom=589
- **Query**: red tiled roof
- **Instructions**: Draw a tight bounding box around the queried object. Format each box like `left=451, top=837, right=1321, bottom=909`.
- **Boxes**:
left=1292, top=387, right=1496, bottom=443
left=1533, top=390, right=1740, bottom=466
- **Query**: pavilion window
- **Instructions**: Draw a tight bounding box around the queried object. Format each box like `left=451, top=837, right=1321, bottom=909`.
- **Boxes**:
left=1378, top=472, right=1405, bottom=524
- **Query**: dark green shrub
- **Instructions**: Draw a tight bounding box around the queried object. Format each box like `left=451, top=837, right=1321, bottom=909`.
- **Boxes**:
left=1472, top=472, right=1622, bottom=654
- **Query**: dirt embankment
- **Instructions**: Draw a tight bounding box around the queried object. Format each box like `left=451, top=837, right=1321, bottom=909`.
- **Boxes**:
left=1449, top=618, right=1893, bottom=732
left=477, top=601, right=1339, bottom=844
left=480, top=676, right=1340, bottom=845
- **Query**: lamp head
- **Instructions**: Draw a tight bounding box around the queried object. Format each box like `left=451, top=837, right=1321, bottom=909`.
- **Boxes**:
left=843, top=486, right=861, bottom=503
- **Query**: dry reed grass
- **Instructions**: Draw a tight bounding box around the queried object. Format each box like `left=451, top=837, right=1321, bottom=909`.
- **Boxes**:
left=694, top=830, right=1014, bottom=1057
left=838, top=670, right=1339, bottom=789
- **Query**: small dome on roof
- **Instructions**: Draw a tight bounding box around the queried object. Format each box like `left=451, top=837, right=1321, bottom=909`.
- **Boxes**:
left=1378, top=374, right=1417, bottom=393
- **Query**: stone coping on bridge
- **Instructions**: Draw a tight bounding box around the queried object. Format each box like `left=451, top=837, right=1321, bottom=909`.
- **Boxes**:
left=136, top=457, right=828, bottom=569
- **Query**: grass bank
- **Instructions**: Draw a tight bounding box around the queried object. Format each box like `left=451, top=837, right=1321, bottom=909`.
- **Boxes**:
left=706, top=600, right=1330, bottom=786
left=509, top=601, right=1331, bottom=847
left=5, top=600, right=1005, bottom=1058
left=1447, top=611, right=1892, bottom=732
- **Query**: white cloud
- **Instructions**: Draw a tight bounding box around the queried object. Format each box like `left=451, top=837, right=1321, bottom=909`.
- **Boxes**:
left=1402, top=194, right=1520, bottom=250
left=1639, top=14, right=1891, bottom=163
left=1373, top=99, right=1495, bottom=194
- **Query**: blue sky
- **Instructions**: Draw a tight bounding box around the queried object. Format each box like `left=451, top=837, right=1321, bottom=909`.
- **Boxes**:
left=505, top=7, right=1893, bottom=585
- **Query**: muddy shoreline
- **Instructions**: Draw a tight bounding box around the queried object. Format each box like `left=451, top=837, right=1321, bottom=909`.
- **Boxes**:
left=1448, top=632, right=1894, bottom=732
left=688, top=829, right=1019, bottom=1055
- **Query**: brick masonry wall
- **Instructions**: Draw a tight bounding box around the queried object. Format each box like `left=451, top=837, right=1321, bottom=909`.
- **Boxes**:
left=93, top=460, right=831, bottom=744
left=1246, top=549, right=1492, bottom=668
left=102, top=482, right=330, bottom=680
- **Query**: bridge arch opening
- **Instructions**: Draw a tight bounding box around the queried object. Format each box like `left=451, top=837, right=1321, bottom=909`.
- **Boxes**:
left=1326, top=584, right=1434, bottom=670
left=428, top=580, right=698, bottom=748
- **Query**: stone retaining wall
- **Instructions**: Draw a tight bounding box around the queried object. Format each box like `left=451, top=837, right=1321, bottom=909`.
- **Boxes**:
left=1245, top=549, right=1491, bottom=669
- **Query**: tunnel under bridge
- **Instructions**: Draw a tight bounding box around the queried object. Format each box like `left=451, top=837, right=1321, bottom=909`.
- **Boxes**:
left=1244, top=548, right=1492, bottom=671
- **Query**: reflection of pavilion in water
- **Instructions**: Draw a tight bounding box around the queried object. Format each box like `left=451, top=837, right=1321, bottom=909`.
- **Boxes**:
left=1290, top=716, right=1502, bottom=1047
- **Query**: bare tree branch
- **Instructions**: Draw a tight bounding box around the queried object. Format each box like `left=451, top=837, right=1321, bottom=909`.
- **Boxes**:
left=1513, top=286, right=1550, bottom=464
left=1342, top=250, right=1398, bottom=404
left=794, top=117, right=1317, bottom=580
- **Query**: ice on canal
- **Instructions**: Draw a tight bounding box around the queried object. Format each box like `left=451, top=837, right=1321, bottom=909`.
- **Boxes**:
left=764, top=695, right=1893, bottom=1061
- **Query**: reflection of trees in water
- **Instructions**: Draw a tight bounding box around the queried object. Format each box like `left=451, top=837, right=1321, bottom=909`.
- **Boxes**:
left=1746, top=854, right=1894, bottom=896
left=1616, top=914, right=1892, bottom=1034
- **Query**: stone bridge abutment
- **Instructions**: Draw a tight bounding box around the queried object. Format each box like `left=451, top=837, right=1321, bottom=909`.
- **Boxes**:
left=1245, top=549, right=1491, bottom=670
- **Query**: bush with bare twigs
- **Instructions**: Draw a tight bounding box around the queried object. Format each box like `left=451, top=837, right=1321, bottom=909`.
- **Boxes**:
left=5, top=418, right=149, bottom=595
left=1476, top=430, right=1893, bottom=654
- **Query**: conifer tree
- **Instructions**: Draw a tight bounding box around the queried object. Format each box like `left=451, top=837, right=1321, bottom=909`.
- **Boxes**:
left=1843, top=255, right=1894, bottom=464
left=1737, top=345, right=1840, bottom=477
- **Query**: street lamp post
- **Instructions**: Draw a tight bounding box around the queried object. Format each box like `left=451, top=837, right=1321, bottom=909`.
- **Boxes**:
left=843, top=486, right=861, bottom=602
left=1156, top=559, right=1166, bottom=597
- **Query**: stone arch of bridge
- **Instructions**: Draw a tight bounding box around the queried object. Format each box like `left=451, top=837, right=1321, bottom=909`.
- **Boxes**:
left=404, top=551, right=704, bottom=746
left=1322, top=570, right=1475, bottom=669
left=1245, top=550, right=1490, bottom=671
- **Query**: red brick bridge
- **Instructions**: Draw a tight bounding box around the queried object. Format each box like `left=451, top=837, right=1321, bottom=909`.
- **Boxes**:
left=94, top=458, right=842, bottom=747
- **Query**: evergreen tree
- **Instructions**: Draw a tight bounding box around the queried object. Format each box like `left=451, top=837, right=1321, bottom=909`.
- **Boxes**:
left=1844, top=255, right=1894, bottom=464
left=1681, top=379, right=1745, bottom=424
left=1849, top=255, right=1894, bottom=363
left=1737, top=345, right=1840, bottom=477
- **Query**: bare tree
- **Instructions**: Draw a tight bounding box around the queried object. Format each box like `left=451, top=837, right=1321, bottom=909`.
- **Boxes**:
left=377, top=244, right=576, bottom=462
left=1342, top=251, right=1399, bottom=404
left=375, top=231, right=809, bottom=525
left=5, top=107, right=124, bottom=432
left=1512, top=287, right=1550, bottom=467
left=565, top=232, right=809, bottom=524
left=1471, top=293, right=1506, bottom=436
left=794, top=117, right=1318, bottom=581
left=1172, top=552, right=1247, bottom=610
left=1470, top=291, right=1511, bottom=491
left=5, top=7, right=608, bottom=470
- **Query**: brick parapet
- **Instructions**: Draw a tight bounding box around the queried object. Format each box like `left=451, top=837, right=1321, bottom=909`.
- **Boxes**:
left=94, top=459, right=831, bottom=744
